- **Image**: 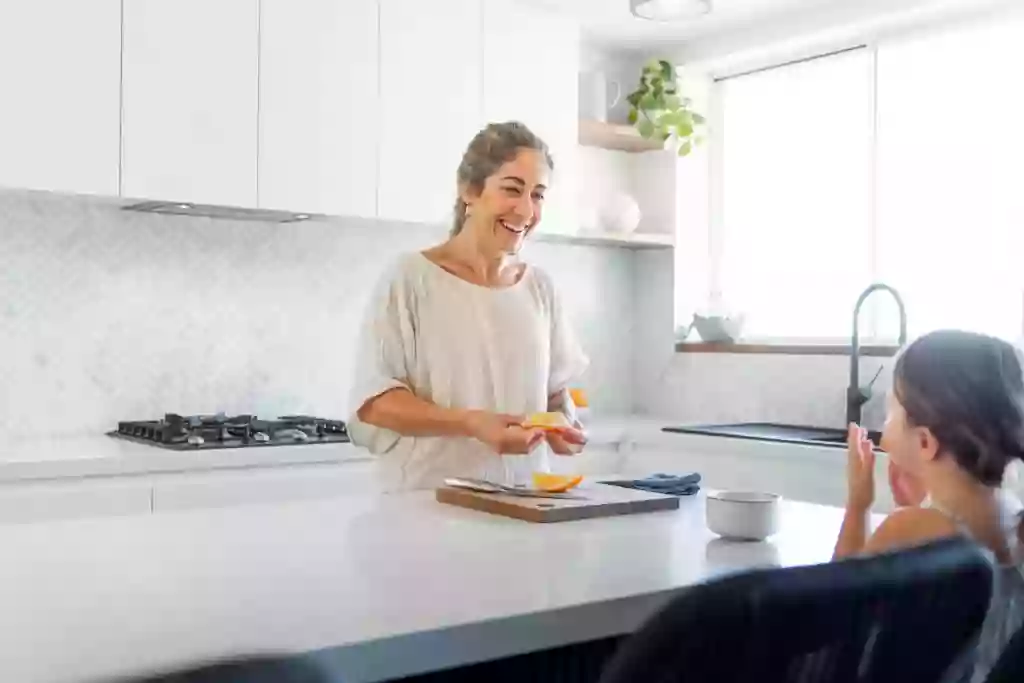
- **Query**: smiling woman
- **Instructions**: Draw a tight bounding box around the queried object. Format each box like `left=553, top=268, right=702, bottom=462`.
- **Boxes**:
left=347, top=121, right=590, bottom=492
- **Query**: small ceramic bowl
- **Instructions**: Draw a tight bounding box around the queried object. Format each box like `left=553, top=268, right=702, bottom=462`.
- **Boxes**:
left=691, top=314, right=745, bottom=343
left=706, top=490, right=781, bottom=541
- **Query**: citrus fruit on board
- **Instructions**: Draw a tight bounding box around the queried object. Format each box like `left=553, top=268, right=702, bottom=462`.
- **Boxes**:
left=522, top=412, right=572, bottom=431
left=531, top=472, right=584, bottom=493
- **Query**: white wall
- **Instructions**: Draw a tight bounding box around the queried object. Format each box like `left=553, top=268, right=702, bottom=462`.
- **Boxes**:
left=0, top=188, right=637, bottom=441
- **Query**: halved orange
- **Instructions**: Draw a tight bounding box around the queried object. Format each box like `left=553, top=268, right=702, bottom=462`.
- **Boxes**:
left=569, top=388, right=589, bottom=408
left=522, top=412, right=572, bottom=431
left=532, top=472, right=584, bottom=493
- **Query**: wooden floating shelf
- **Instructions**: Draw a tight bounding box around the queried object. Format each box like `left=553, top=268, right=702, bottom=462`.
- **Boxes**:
left=578, top=119, right=665, bottom=153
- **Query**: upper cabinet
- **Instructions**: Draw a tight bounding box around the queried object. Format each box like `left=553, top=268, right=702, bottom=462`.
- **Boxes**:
left=0, top=0, right=120, bottom=196
left=377, top=0, right=484, bottom=226
left=259, top=0, right=379, bottom=218
left=482, top=0, right=580, bottom=235
left=121, top=0, right=259, bottom=206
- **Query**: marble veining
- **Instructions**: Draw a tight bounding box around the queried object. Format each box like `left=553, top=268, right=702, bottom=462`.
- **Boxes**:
left=0, top=188, right=635, bottom=441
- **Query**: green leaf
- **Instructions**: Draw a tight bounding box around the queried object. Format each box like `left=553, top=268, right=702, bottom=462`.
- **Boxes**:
left=626, top=91, right=641, bottom=107
left=692, top=112, right=707, bottom=125
left=678, top=141, right=693, bottom=157
left=627, top=109, right=638, bottom=125
left=639, top=93, right=658, bottom=111
left=676, top=121, right=694, bottom=138
left=664, top=94, right=682, bottom=111
left=637, top=118, right=655, bottom=139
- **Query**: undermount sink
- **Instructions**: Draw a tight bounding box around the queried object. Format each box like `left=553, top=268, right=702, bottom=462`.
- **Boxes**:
left=662, top=422, right=883, bottom=449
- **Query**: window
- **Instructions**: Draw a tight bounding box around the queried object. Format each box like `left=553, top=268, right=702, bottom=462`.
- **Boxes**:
left=716, top=48, right=874, bottom=341
left=703, top=13, right=1024, bottom=344
left=874, top=17, right=1024, bottom=342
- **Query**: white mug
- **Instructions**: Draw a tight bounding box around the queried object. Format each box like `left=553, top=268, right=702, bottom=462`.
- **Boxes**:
left=578, top=70, right=621, bottom=123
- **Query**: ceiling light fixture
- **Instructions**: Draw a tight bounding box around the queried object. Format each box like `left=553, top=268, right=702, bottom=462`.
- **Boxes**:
left=630, top=0, right=712, bottom=21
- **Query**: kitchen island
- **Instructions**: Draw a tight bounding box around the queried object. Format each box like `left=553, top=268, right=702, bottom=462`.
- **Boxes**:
left=0, top=485, right=851, bottom=683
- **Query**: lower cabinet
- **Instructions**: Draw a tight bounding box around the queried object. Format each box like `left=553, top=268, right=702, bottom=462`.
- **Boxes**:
left=0, top=478, right=153, bottom=524
left=150, top=461, right=379, bottom=512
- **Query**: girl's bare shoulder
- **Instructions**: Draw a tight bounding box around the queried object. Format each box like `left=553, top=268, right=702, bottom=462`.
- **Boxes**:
left=865, top=506, right=961, bottom=554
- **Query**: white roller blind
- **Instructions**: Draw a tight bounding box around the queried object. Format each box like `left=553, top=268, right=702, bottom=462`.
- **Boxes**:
left=718, top=48, right=874, bottom=341
left=875, top=15, right=1024, bottom=341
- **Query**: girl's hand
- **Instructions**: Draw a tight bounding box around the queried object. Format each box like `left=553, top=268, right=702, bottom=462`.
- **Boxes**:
left=846, top=422, right=876, bottom=512
left=888, top=458, right=927, bottom=507
left=464, top=411, right=544, bottom=455
left=546, top=426, right=588, bottom=456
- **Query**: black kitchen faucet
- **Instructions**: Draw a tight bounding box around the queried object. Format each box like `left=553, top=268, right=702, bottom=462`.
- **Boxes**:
left=847, top=283, right=908, bottom=426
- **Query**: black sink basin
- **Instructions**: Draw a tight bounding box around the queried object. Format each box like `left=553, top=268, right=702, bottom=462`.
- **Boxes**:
left=662, top=422, right=882, bottom=449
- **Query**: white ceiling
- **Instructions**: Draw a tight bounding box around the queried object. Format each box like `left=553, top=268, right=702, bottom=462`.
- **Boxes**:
left=531, top=0, right=1006, bottom=51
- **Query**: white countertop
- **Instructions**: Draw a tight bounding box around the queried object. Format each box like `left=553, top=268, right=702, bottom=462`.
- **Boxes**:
left=0, top=416, right=640, bottom=484
left=0, top=434, right=371, bottom=483
left=0, top=415, right=850, bottom=485
left=0, top=486, right=852, bottom=683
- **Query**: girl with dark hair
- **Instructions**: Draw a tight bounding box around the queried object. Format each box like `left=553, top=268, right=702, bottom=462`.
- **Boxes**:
left=834, top=329, right=1024, bottom=681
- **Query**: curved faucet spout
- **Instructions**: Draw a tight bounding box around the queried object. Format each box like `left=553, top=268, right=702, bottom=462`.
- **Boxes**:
left=848, top=283, right=908, bottom=426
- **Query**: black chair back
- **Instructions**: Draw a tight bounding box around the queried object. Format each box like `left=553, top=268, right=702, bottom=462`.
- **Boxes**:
left=115, top=654, right=332, bottom=683
left=600, top=537, right=994, bottom=683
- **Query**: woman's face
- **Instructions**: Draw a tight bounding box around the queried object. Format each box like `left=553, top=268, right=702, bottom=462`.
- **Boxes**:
left=462, top=148, right=550, bottom=255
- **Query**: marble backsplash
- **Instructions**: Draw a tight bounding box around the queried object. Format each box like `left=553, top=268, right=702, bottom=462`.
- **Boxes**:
left=0, top=188, right=637, bottom=441
left=1, top=185, right=888, bottom=445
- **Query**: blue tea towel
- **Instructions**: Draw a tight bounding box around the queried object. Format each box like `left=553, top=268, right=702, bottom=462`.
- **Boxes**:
left=607, top=472, right=701, bottom=496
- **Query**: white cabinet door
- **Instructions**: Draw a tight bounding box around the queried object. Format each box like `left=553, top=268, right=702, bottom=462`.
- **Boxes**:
left=377, top=0, right=483, bottom=226
left=0, top=0, right=120, bottom=196
left=0, top=479, right=152, bottom=524
left=121, top=0, right=258, bottom=206
left=259, top=0, right=379, bottom=218
left=151, top=462, right=379, bottom=511
left=482, top=0, right=579, bottom=235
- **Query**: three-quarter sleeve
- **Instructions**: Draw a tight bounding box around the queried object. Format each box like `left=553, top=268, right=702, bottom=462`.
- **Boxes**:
left=346, top=261, right=418, bottom=454
left=542, top=272, right=590, bottom=396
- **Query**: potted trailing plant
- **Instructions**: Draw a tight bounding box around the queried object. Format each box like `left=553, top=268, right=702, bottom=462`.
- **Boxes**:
left=626, top=59, right=706, bottom=156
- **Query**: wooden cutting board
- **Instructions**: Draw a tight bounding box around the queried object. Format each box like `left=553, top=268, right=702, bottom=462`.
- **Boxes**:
left=435, top=482, right=680, bottom=523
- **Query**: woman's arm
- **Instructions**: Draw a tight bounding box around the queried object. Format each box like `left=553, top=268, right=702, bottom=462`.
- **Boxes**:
left=358, top=388, right=474, bottom=438
left=358, top=388, right=544, bottom=454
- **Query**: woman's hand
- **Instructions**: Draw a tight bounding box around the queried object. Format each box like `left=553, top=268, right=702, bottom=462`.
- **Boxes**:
left=846, top=422, right=876, bottom=512
left=463, top=411, right=545, bottom=455
left=888, top=458, right=927, bottom=507
left=546, top=425, right=588, bottom=456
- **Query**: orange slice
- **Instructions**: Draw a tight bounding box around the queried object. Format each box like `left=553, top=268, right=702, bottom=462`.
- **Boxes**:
left=522, top=412, right=571, bottom=431
left=569, top=388, right=589, bottom=408
left=532, top=472, right=584, bottom=493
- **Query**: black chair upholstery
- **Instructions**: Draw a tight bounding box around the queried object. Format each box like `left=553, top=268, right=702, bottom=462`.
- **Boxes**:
left=984, top=621, right=1024, bottom=683
left=117, top=654, right=333, bottom=683
left=600, top=537, right=994, bottom=683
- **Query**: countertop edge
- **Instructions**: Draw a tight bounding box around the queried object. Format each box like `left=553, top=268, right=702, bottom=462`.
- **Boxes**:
left=312, top=588, right=677, bottom=682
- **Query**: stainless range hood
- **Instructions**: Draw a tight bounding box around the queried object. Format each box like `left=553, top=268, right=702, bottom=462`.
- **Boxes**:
left=122, top=200, right=315, bottom=223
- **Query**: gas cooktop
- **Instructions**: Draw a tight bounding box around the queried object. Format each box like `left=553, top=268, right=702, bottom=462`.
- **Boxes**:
left=109, top=413, right=349, bottom=450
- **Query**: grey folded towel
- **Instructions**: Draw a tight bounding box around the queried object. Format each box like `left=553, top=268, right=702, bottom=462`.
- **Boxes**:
left=605, top=472, right=701, bottom=496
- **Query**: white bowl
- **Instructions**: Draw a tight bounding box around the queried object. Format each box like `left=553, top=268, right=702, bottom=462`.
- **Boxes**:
left=706, top=490, right=781, bottom=541
left=599, top=192, right=641, bottom=234
left=692, top=314, right=745, bottom=343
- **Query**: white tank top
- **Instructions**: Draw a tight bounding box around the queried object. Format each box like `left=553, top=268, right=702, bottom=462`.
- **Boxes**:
left=930, top=489, right=1024, bottom=682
